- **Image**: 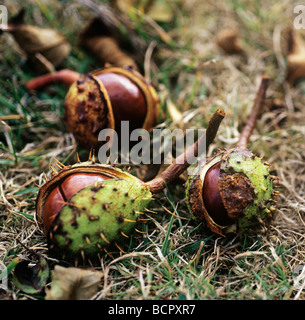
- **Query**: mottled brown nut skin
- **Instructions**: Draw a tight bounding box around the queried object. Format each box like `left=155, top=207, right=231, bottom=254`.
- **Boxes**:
left=64, top=66, right=160, bottom=149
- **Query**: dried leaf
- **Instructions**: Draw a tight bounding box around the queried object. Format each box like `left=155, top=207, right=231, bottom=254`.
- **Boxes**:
left=81, top=36, right=137, bottom=69
left=45, top=265, right=103, bottom=300
left=13, top=257, right=49, bottom=294
left=2, top=9, right=70, bottom=73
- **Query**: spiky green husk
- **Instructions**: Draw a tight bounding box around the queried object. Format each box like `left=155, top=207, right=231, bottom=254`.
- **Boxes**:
left=185, top=148, right=276, bottom=236
left=220, top=148, right=274, bottom=233
left=36, top=161, right=154, bottom=264
left=49, top=177, right=152, bottom=263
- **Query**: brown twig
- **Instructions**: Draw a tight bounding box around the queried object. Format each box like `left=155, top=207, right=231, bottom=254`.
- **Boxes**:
left=146, top=109, right=225, bottom=193
left=25, top=69, right=80, bottom=91
left=237, top=76, right=270, bottom=149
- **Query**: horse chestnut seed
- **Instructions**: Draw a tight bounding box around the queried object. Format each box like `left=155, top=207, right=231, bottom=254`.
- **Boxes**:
left=186, top=147, right=276, bottom=236
left=41, top=172, right=110, bottom=234
left=95, top=71, right=147, bottom=136
left=64, top=66, right=160, bottom=149
left=202, top=162, right=233, bottom=226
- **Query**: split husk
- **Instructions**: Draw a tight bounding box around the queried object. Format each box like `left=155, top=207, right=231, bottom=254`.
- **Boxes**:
left=185, top=76, right=277, bottom=236
left=36, top=109, right=225, bottom=265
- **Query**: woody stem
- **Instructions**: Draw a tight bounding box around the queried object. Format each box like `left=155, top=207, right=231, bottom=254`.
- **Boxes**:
left=25, top=69, right=80, bottom=91
left=146, top=109, right=225, bottom=194
left=237, top=76, right=270, bottom=149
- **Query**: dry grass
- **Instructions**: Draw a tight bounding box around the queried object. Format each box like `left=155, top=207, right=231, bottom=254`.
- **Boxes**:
left=0, top=0, right=305, bottom=300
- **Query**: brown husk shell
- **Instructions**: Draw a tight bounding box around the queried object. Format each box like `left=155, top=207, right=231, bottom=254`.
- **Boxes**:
left=64, top=73, right=114, bottom=149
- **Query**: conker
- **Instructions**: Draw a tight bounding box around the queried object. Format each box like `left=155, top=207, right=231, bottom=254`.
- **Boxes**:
left=202, top=162, right=233, bottom=226
left=185, top=76, right=278, bottom=236
left=41, top=172, right=110, bottom=234
left=64, top=66, right=160, bottom=149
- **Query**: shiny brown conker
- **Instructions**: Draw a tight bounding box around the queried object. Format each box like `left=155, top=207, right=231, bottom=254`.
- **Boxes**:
left=95, top=71, right=147, bottom=135
left=64, top=66, right=160, bottom=149
left=202, top=162, right=233, bottom=226
left=39, top=172, right=110, bottom=234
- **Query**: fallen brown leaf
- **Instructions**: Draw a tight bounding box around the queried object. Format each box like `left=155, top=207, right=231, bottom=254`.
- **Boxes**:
left=46, top=265, right=103, bottom=300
